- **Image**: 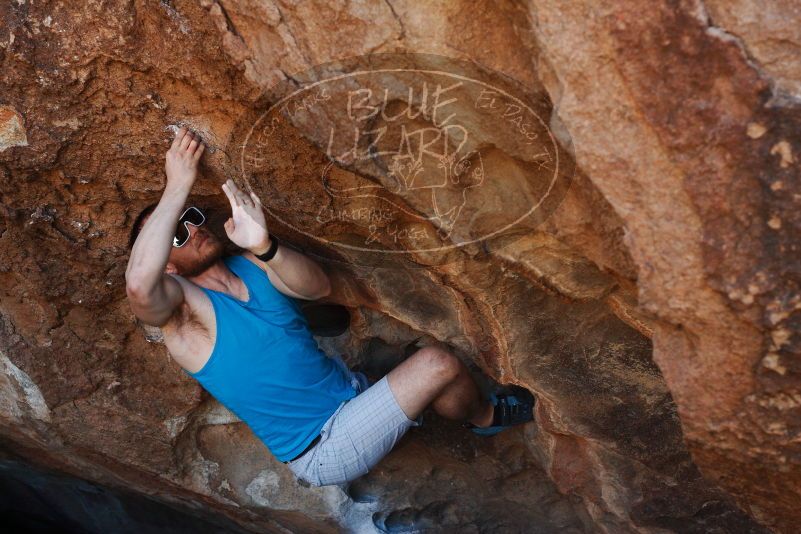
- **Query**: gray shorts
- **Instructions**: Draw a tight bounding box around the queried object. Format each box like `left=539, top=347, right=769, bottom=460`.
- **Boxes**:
left=286, top=374, right=421, bottom=487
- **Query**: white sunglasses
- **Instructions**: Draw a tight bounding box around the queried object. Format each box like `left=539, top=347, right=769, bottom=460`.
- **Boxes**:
left=173, top=206, right=206, bottom=248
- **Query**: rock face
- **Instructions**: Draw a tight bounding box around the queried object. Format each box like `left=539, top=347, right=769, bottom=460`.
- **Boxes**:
left=0, top=1, right=798, bottom=532
left=0, top=457, right=256, bottom=534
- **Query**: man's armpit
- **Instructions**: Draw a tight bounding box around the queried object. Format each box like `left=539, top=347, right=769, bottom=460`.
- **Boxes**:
left=166, top=301, right=211, bottom=340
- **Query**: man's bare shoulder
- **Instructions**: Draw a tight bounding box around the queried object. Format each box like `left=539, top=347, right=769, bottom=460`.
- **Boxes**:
left=239, top=251, right=308, bottom=300
left=239, top=251, right=265, bottom=269
left=157, top=275, right=217, bottom=372
left=161, top=275, right=213, bottom=333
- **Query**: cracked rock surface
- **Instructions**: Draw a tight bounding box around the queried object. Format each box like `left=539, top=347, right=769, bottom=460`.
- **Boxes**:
left=1, top=1, right=799, bottom=532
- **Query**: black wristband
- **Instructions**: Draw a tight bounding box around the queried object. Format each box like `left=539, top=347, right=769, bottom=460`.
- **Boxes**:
left=255, top=235, right=279, bottom=262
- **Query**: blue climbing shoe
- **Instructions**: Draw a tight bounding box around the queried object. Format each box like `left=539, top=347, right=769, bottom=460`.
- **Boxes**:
left=464, top=385, right=535, bottom=436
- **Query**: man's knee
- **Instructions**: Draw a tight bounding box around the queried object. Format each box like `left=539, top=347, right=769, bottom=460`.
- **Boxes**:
left=412, top=346, right=461, bottom=383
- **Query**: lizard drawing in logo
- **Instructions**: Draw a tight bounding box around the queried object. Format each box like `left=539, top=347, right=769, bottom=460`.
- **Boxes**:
left=321, top=138, right=486, bottom=242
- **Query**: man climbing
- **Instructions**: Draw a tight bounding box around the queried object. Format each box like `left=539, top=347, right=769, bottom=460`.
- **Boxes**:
left=125, top=127, right=535, bottom=487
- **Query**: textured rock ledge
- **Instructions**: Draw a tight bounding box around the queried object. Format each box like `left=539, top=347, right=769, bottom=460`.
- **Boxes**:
left=1, top=0, right=799, bottom=532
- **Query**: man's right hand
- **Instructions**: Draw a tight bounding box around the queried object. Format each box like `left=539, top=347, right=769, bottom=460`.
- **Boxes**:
left=165, top=127, right=205, bottom=191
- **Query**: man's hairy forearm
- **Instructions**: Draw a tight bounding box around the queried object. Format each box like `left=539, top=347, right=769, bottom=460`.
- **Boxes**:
left=125, top=184, right=191, bottom=295
left=252, top=240, right=331, bottom=298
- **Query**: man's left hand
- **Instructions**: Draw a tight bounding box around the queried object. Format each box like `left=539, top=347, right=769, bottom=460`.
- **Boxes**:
left=221, top=179, right=270, bottom=252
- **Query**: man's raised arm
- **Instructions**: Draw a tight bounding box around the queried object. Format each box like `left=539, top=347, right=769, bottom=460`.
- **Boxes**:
left=248, top=239, right=331, bottom=300
left=125, top=128, right=205, bottom=325
left=220, top=178, right=331, bottom=301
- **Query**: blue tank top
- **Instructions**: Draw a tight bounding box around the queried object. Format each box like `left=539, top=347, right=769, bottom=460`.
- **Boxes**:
left=186, top=254, right=357, bottom=462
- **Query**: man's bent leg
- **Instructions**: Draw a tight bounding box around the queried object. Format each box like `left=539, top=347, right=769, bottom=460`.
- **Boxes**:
left=306, top=375, right=420, bottom=486
left=386, top=346, right=493, bottom=427
left=295, top=347, right=494, bottom=486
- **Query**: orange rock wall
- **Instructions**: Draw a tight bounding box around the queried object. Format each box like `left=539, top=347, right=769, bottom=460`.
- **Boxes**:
left=1, top=1, right=798, bottom=532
